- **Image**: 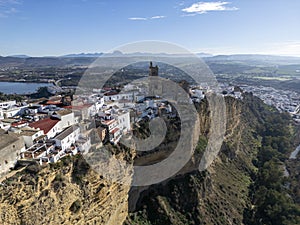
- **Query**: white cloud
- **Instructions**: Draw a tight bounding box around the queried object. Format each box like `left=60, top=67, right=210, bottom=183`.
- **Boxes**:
left=5, top=7, right=17, bottom=13
left=0, top=0, right=20, bottom=6
left=129, top=15, right=166, bottom=21
left=151, top=15, right=166, bottom=19
left=182, top=1, right=238, bottom=14
left=181, top=13, right=198, bottom=17
left=128, top=17, right=147, bottom=21
left=0, top=0, right=20, bottom=18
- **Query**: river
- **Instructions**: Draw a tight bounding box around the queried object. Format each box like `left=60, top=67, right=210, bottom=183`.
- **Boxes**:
left=0, top=82, right=53, bottom=95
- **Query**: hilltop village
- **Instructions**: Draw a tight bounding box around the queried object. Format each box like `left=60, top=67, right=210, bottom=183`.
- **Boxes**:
left=0, top=62, right=189, bottom=176
left=1, top=62, right=300, bottom=177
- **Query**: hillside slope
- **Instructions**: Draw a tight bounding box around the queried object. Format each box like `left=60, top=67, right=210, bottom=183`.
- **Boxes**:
left=0, top=94, right=299, bottom=225
left=125, top=94, right=300, bottom=225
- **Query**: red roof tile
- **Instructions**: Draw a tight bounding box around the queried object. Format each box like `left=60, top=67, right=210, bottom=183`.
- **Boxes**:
left=45, top=100, right=62, bottom=105
left=11, top=120, right=28, bottom=127
left=111, top=127, right=119, bottom=134
left=29, top=118, right=60, bottom=134
left=101, top=119, right=116, bottom=126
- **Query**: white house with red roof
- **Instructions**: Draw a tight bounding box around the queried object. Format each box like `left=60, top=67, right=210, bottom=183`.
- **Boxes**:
left=29, top=117, right=61, bottom=139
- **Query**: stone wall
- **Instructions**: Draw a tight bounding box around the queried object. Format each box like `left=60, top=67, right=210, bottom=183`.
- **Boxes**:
left=0, top=132, right=24, bottom=177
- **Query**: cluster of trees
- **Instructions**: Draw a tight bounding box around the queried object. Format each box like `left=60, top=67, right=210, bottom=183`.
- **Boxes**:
left=0, top=92, right=24, bottom=102
left=244, top=100, right=300, bottom=224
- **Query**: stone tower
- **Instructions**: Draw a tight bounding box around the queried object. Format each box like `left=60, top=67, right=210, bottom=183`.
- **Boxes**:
left=149, top=61, right=158, bottom=76
left=148, top=61, right=162, bottom=96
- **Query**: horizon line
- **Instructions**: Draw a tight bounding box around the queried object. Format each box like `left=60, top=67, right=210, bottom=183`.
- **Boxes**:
left=2, top=52, right=300, bottom=58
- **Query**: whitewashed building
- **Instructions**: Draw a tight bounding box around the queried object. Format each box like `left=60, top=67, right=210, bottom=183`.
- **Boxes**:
left=20, top=127, right=45, bottom=148
left=52, top=110, right=75, bottom=130
left=116, top=110, right=131, bottom=133
left=54, top=125, right=80, bottom=151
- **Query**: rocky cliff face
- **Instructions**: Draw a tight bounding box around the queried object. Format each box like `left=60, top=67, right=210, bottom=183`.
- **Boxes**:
left=0, top=94, right=299, bottom=225
left=0, top=156, right=130, bottom=225
left=125, top=94, right=300, bottom=225
left=125, top=94, right=260, bottom=225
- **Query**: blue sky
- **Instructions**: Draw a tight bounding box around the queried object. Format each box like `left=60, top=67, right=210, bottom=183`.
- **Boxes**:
left=1, top=0, right=300, bottom=56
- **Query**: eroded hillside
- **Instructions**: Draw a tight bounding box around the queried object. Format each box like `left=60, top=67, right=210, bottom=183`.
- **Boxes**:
left=0, top=156, right=130, bottom=225
left=125, top=94, right=300, bottom=225
left=0, top=94, right=299, bottom=225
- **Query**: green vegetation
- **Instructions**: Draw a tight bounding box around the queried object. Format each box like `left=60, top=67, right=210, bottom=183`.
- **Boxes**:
left=0, top=91, right=24, bottom=102
left=243, top=97, right=300, bottom=225
left=126, top=94, right=300, bottom=225
left=195, top=135, right=208, bottom=154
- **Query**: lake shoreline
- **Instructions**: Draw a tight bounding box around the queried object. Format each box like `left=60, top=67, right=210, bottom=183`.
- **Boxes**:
left=0, top=81, right=54, bottom=95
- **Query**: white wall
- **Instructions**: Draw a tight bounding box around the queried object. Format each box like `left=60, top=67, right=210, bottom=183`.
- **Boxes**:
left=104, top=92, right=135, bottom=102
left=3, top=107, right=22, bottom=118
left=55, top=127, right=80, bottom=151
left=0, top=136, right=24, bottom=176
left=0, top=100, right=16, bottom=109
left=59, top=113, right=75, bottom=130
left=47, top=122, right=61, bottom=139
left=22, top=130, right=44, bottom=147
left=117, top=111, right=131, bottom=133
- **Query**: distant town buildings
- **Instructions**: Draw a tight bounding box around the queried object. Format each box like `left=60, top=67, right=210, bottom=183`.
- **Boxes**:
left=219, top=83, right=300, bottom=122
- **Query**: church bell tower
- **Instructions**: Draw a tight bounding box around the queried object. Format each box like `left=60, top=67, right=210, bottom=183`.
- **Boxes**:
left=149, top=61, right=158, bottom=76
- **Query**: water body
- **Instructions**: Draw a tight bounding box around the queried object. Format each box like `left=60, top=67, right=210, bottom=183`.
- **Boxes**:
left=290, top=144, right=300, bottom=159
left=0, top=82, right=53, bottom=95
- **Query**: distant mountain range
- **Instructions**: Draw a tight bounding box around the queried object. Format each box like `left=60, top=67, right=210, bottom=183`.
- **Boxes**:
left=7, top=55, right=31, bottom=58
left=206, top=54, right=300, bottom=61
left=4, top=52, right=300, bottom=61
left=4, top=51, right=213, bottom=58
left=61, top=53, right=104, bottom=58
left=61, top=51, right=214, bottom=58
left=1, top=53, right=300, bottom=68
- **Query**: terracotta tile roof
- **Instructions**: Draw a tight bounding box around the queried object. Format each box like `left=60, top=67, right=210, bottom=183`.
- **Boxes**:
left=110, top=127, right=119, bottom=134
left=29, top=117, right=60, bottom=134
left=45, top=100, right=61, bottom=105
left=101, top=119, right=116, bottom=126
left=11, top=120, right=28, bottom=127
